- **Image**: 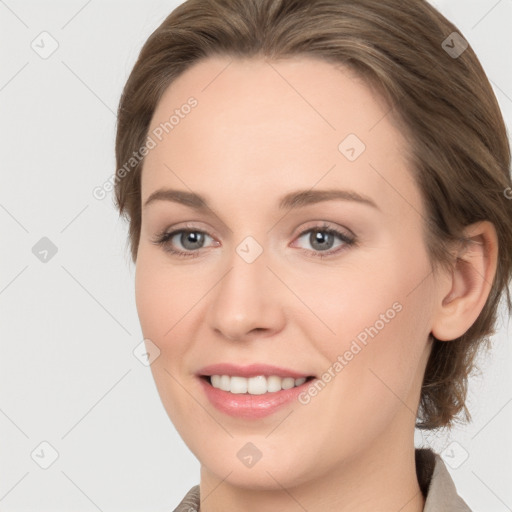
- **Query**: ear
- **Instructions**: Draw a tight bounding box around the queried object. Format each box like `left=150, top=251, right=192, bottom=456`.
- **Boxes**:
left=431, top=221, right=498, bottom=342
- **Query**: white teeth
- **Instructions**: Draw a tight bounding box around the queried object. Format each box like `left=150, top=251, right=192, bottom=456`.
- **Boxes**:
left=282, top=377, right=295, bottom=389
left=219, top=375, right=231, bottom=391
left=230, top=376, right=247, bottom=394
left=267, top=375, right=282, bottom=393
left=209, top=375, right=309, bottom=394
left=248, top=376, right=267, bottom=395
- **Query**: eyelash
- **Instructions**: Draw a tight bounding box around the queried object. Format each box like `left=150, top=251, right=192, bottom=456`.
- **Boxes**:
left=151, top=222, right=357, bottom=260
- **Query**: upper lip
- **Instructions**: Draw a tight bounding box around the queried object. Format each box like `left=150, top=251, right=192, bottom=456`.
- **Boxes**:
left=197, top=363, right=314, bottom=379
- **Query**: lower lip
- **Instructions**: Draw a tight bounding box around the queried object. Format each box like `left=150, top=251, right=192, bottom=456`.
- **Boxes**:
left=198, top=377, right=313, bottom=419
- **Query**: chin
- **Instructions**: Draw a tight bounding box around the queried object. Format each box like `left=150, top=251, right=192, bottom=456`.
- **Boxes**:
left=195, top=438, right=319, bottom=491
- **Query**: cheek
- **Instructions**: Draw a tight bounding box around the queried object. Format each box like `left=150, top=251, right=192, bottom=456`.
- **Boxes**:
left=134, top=253, right=203, bottom=420
left=302, top=241, right=432, bottom=405
left=135, top=257, right=168, bottom=339
left=135, top=251, right=201, bottom=341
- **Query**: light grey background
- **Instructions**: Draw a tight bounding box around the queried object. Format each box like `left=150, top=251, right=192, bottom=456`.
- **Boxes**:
left=0, top=1, right=511, bottom=510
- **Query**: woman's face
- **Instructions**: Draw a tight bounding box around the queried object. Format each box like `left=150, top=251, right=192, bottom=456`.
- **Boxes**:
left=135, top=56, right=440, bottom=489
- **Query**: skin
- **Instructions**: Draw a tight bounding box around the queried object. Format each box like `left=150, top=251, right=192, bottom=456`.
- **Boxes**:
left=134, top=55, right=498, bottom=512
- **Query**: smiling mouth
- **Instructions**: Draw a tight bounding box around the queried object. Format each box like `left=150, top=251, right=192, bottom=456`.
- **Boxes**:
left=200, top=375, right=315, bottom=395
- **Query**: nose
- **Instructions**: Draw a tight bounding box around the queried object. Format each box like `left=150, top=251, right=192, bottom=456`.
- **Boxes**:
left=205, top=244, right=287, bottom=342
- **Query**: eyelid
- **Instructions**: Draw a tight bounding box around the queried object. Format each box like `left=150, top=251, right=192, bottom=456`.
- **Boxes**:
left=290, top=220, right=355, bottom=240
left=155, top=221, right=219, bottom=242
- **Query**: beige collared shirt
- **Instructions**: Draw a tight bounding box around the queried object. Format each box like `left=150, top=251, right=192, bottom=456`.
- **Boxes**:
left=172, top=448, right=472, bottom=511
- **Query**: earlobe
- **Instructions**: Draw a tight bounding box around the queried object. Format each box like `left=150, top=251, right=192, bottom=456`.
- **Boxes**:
left=431, top=221, right=498, bottom=342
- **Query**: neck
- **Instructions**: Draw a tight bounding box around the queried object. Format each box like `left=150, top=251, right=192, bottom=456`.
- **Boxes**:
left=198, top=413, right=425, bottom=512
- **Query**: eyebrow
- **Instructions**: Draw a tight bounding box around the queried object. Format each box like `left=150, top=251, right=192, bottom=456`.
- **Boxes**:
left=143, top=187, right=380, bottom=212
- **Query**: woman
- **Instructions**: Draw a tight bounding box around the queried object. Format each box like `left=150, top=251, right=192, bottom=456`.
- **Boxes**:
left=113, top=0, right=512, bottom=510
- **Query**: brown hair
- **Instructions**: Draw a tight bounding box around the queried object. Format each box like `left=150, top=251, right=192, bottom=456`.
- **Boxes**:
left=114, top=0, right=512, bottom=429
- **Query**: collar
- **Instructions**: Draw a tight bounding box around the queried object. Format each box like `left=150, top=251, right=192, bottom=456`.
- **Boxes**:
left=417, top=448, right=472, bottom=511
left=173, top=448, right=472, bottom=511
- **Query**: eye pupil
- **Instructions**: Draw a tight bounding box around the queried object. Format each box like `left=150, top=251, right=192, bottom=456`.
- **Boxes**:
left=181, top=231, right=204, bottom=250
left=310, top=230, right=334, bottom=251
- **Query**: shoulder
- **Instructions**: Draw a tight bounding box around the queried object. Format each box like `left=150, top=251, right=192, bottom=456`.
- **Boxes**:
left=172, top=484, right=200, bottom=512
left=416, top=448, right=472, bottom=511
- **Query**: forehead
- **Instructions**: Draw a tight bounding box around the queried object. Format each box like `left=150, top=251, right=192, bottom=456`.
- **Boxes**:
left=141, top=55, right=420, bottom=219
